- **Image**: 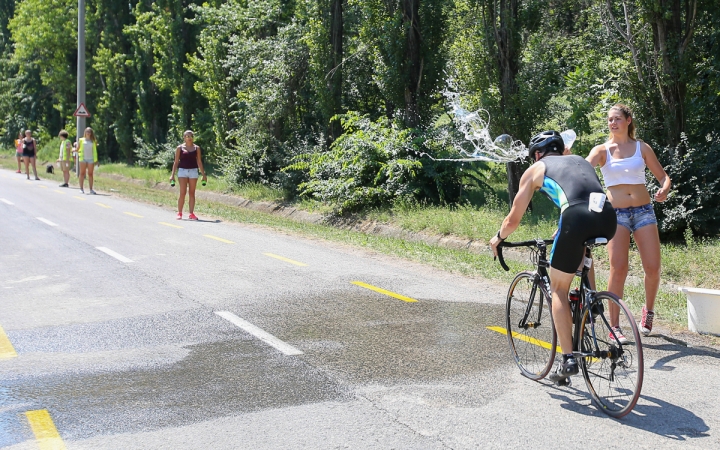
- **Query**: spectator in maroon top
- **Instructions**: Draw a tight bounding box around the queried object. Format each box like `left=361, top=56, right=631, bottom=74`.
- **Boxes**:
left=21, top=130, right=40, bottom=180
left=169, top=130, right=207, bottom=220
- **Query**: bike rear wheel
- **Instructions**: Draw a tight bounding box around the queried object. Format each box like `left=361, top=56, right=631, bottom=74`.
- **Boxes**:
left=506, top=272, right=556, bottom=380
left=579, top=292, right=644, bottom=418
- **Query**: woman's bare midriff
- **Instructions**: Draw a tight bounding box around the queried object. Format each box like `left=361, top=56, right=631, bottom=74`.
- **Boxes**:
left=607, top=184, right=651, bottom=209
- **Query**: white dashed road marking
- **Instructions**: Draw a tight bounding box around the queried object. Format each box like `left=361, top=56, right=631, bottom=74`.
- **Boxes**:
left=36, top=217, right=58, bottom=227
left=215, top=311, right=303, bottom=356
left=96, top=247, right=133, bottom=263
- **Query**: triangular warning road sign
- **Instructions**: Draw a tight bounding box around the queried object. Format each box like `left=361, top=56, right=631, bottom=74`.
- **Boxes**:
left=73, top=103, right=91, bottom=118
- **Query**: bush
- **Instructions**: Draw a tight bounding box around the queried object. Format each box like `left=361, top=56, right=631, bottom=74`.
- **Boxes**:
left=285, top=112, right=464, bottom=214
left=133, top=136, right=176, bottom=170
left=36, top=137, right=60, bottom=162
left=655, top=133, right=720, bottom=238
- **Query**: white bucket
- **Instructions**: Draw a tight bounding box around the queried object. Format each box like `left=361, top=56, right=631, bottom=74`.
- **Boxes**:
left=679, top=287, right=720, bottom=335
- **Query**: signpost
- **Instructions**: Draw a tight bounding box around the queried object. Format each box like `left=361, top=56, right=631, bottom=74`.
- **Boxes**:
left=76, top=0, right=86, bottom=175
left=73, top=103, right=91, bottom=118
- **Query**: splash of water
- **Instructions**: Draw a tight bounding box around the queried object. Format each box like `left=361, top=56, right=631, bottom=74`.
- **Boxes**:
left=438, top=88, right=528, bottom=163
left=419, top=84, right=576, bottom=163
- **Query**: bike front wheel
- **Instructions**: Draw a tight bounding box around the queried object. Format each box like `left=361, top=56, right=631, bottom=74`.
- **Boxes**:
left=506, top=272, right=556, bottom=380
left=579, top=292, right=644, bottom=418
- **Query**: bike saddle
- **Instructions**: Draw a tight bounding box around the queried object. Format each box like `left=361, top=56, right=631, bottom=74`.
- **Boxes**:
left=583, top=237, right=608, bottom=248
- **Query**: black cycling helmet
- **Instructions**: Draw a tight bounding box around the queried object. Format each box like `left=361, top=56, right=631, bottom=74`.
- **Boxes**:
left=528, top=130, right=565, bottom=160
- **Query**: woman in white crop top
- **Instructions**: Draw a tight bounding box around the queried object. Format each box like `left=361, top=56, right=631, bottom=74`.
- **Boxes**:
left=586, top=104, right=671, bottom=339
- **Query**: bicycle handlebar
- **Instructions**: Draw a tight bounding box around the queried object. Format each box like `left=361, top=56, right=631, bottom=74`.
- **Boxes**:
left=496, top=239, right=555, bottom=272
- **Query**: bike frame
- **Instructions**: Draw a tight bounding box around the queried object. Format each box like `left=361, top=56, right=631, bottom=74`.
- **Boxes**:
left=571, top=246, right=627, bottom=361
left=499, top=239, right=625, bottom=360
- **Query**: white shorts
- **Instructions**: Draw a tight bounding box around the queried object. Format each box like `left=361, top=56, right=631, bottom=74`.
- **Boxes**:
left=177, top=168, right=199, bottom=179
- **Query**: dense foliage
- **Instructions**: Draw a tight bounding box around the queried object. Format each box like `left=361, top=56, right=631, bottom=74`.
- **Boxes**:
left=0, top=0, right=718, bottom=235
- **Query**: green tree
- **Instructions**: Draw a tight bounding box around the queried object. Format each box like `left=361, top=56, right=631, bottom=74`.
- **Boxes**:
left=8, top=0, right=77, bottom=132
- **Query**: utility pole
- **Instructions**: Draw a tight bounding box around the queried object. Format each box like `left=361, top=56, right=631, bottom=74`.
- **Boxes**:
left=76, top=0, right=86, bottom=137
left=75, top=0, right=85, bottom=174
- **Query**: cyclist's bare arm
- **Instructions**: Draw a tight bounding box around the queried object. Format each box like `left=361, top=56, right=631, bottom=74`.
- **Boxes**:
left=490, top=162, right=545, bottom=256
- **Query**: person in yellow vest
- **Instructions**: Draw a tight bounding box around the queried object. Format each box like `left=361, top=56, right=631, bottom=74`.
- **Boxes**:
left=74, top=127, right=98, bottom=194
left=57, top=130, right=73, bottom=187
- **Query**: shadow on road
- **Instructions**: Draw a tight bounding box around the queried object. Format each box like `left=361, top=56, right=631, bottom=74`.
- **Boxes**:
left=643, top=338, right=720, bottom=372
left=548, top=386, right=710, bottom=441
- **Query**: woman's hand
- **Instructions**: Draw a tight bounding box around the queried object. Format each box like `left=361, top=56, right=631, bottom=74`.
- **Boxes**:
left=654, top=187, right=669, bottom=202
left=202, top=173, right=207, bottom=183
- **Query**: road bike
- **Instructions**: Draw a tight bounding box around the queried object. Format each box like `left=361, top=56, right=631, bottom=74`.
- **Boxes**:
left=496, top=237, right=644, bottom=418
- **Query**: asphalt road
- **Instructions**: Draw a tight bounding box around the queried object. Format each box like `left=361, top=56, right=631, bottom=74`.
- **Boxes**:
left=1, top=167, right=719, bottom=449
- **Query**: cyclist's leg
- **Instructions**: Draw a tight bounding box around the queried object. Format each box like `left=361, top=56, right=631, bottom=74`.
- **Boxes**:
left=549, top=268, right=575, bottom=355
left=607, top=225, right=631, bottom=327
left=549, top=205, right=590, bottom=355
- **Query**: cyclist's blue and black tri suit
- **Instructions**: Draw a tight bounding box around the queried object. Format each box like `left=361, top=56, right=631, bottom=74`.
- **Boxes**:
left=539, top=155, right=617, bottom=274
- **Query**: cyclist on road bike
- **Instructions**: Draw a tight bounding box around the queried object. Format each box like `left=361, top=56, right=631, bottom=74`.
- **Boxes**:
left=489, top=131, right=617, bottom=383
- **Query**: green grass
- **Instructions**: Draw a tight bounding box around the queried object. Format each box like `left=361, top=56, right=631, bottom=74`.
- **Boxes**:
left=89, top=163, right=285, bottom=202
left=0, top=149, right=699, bottom=329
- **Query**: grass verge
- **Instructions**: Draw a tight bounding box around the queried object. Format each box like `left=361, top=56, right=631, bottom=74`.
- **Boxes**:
left=0, top=152, right=695, bottom=329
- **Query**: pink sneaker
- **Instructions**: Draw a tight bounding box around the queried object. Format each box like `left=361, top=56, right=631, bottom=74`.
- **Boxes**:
left=188, top=213, right=198, bottom=221
left=641, top=306, right=654, bottom=336
left=176, top=212, right=182, bottom=220
left=609, top=327, right=629, bottom=345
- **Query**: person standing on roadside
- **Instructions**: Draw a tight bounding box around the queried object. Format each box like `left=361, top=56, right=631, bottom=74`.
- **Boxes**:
left=57, top=130, right=73, bottom=187
left=15, top=131, right=24, bottom=173
left=169, top=130, right=207, bottom=220
left=586, top=104, right=671, bottom=338
left=21, top=129, right=39, bottom=180
left=75, top=127, right=98, bottom=194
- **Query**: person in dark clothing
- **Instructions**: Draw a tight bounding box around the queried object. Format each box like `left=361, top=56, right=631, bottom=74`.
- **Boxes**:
left=21, top=130, right=40, bottom=180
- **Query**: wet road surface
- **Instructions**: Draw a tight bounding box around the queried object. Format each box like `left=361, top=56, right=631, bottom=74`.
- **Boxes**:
left=1, top=168, right=720, bottom=449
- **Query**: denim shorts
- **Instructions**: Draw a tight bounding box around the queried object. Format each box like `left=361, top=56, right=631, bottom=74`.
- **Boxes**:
left=615, top=203, right=657, bottom=232
left=177, top=168, right=199, bottom=179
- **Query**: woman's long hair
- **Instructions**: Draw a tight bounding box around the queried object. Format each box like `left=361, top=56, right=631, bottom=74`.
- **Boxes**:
left=84, top=127, right=97, bottom=143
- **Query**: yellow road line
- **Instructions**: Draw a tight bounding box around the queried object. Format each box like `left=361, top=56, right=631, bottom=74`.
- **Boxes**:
left=488, top=326, right=599, bottom=362
left=487, top=326, right=561, bottom=352
left=73, top=196, right=85, bottom=201
left=0, top=324, right=18, bottom=359
left=263, top=253, right=308, bottom=267
left=38, top=185, right=47, bottom=189
left=53, top=190, right=65, bottom=194
left=204, top=234, right=235, bottom=244
left=351, top=281, right=418, bottom=303
left=25, top=409, right=67, bottom=450
left=124, top=212, right=143, bottom=218
left=159, top=221, right=183, bottom=229
left=95, top=202, right=111, bottom=208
